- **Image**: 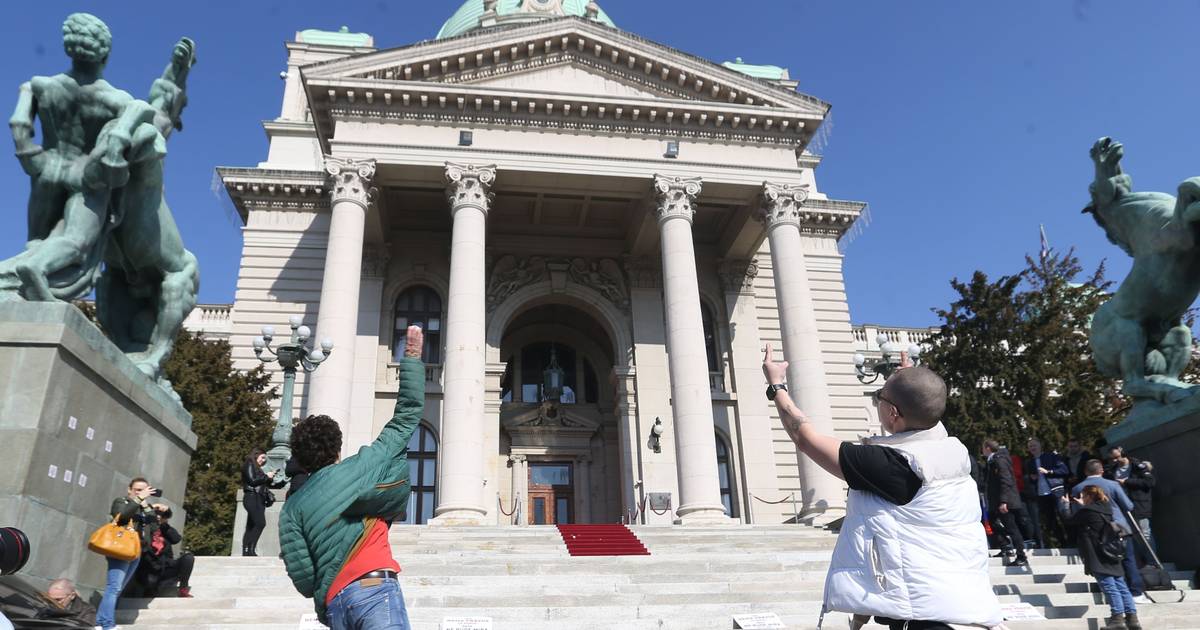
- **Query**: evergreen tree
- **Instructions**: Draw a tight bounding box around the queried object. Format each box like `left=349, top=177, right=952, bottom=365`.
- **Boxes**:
left=922, top=249, right=1118, bottom=454
left=164, top=331, right=275, bottom=555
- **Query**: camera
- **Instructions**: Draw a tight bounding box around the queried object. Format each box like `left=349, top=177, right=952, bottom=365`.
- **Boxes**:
left=150, top=488, right=163, bottom=497
left=0, top=527, right=30, bottom=576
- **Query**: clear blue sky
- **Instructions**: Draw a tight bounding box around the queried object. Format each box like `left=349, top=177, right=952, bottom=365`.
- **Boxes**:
left=0, top=1, right=1197, bottom=327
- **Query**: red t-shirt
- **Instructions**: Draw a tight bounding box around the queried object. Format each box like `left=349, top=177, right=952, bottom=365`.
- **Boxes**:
left=325, top=520, right=400, bottom=605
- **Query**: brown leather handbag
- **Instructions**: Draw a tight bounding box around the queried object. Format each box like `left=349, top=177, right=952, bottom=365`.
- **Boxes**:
left=87, top=516, right=141, bottom=561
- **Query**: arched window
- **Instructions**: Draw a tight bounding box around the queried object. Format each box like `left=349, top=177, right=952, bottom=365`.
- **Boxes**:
left=402, top=424, right=438, bottom=524
left=716, top=432, right=737, bottom=517
left=393, top=286, right=442, bottom=364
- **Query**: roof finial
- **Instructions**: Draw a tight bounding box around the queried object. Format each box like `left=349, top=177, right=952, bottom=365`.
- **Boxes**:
left=483, top=0, right=498, bottom=11
left=585, top=1, right=600, bottom=19
left=339, top=26, right=349, bottom=33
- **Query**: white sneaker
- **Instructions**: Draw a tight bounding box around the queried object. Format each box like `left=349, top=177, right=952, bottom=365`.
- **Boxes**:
left=1132, top=593, right=1152, bottom=604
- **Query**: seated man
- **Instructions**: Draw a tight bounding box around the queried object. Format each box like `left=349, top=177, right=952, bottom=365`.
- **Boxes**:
left=40, top=578, right=97, bottom=626
left=763, top=346, right=1004, bottom=630
left=134, top=507, right=195, bottom=598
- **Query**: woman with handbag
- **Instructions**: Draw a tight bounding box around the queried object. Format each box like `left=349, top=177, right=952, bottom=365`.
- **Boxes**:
left=95, top=477, right=162, bottom=630
left=1065, top=485, right=1139, bottom=630
left=242, top=447, right=279, bottom=556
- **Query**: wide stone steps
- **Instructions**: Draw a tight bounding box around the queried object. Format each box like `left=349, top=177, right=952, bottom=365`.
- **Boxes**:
left=116, top=525, right=1198, bottom=629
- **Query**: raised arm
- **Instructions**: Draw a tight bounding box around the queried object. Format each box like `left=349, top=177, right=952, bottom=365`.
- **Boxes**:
left=148, top=37, right=196, bottom=136
left=360, top=325, right=425, bottom=458
left=762, top=344, right=845, bottom=480
left=10, top=82, right=43, bottom=175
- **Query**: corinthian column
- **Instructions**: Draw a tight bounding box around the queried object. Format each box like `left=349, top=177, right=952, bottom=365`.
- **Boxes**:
left=760, top=181, right=843, bottom=516
left=307, top=157, right=375, bottom=447
left=653, top=175, right=729, bottom=524
left=432, top=162, right=497, bottom=525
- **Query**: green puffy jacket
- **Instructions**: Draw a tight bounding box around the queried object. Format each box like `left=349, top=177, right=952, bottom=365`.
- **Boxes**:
left=279, top=357, right=424, bottom=622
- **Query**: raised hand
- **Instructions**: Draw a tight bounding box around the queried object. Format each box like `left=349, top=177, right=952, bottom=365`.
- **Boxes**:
left=762, top=343, right=788, bottom=385
left=404, top=325, right=424, bottom=359
left=1090, top=137, right=1124, bottom=178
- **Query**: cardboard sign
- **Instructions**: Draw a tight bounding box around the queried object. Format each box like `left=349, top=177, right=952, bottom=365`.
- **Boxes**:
left=441, top=618, right=493, bottom=630
left=733, top=612, right=786, bottom=629
left=297, top=613, right=328, bottom=629
left=1000, top=602, right=1046, bottom=621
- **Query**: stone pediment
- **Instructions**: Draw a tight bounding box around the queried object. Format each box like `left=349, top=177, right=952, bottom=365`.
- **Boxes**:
left=502, top=401, right=601, bottom=432
left=301, top=18, right=829, bottom=150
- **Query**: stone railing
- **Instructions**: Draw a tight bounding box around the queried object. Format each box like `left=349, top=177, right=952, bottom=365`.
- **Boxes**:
left=386, top=363, right=443, bottom=386
left=851, top=324, right=939, bottom=353
left=181, top=303, right=233, bottom=339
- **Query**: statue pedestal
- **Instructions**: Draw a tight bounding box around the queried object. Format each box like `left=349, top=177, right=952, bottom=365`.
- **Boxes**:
left=0, top=302, right=197, bottom=597
left=230, top=488, right=285, bottom=557
left=1107, top=408, right=1200, bottom=570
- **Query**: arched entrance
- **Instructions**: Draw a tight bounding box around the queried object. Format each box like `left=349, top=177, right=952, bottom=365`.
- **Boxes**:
left=497, top=302, right=622, bottom=524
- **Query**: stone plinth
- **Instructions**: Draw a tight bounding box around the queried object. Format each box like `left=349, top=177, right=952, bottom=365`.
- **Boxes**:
left=1108, top=410, right=1200, bottom=569
left=0, top=302, right=197, bottom=597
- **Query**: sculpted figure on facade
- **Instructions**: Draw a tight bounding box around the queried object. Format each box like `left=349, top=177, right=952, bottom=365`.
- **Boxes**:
left=567, top=257, right=628, bottom=311
left=487, top=254, right=548, bottom=312
left=1084, top=137, right=1200, bottom=417
left=0, top=13, right=200, bottom=394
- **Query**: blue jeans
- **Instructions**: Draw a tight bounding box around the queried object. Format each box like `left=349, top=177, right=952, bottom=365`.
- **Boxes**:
left=1098, top=575, right=1136, bottom=615
left=96, top=556, right=140, bottom=629
left=326, top=577, right=411, bottom=630
left=1122, top=537, right=1144, bottom=596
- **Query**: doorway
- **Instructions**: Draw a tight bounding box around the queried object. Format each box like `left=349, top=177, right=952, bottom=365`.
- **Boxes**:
left=528, top=462, right=574, bottom=525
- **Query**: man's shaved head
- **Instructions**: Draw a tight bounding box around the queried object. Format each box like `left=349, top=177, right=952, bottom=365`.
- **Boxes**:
left=882, top=366, right=947, bottom=430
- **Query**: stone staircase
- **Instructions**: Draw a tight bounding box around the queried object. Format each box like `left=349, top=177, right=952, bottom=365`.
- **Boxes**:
left=116, top=525, right=1198, bottom=629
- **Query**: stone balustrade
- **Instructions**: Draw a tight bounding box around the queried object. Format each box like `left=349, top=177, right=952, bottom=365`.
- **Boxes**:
left=181, top=303, right=234, bottom=340
left=851, top=324, right=938, bottom=353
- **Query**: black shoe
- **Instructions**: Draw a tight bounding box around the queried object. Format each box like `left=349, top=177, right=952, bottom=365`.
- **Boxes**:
left=1005, top=557, right=1029, bottom=567
left=991, top=550, right=1009, bottom=558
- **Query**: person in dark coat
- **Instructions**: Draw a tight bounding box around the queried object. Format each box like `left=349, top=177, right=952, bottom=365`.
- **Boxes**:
left=1104, top=446, right=1156, bottom=553
left=134, top=508, right=194, bottom=597
left=241, top=447, right=279, bottom=556
left=1065, top=485, right=1139, bottom=630
left=284, top=456, right=309, bottom=500
left=1021, top=437, right=1069, bottom=548
left=981, top=439, right=1028, bottom=566
left=1064, top=438, right=1092, bottom=489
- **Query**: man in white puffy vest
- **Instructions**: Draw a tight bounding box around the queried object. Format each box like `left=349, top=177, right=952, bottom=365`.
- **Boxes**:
left=763, top=346, right=1005, bottom=630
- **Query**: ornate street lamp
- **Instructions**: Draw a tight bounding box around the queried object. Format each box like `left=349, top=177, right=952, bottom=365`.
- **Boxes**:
left=253, top=315, right=333, bottom=480
left=854, top=333, right=922, bottom=384
left=542, top=345, right=565, bottom=402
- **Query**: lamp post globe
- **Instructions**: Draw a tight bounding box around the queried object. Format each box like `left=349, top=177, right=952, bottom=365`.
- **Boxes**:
left=253, top=316, right=333, bottom=486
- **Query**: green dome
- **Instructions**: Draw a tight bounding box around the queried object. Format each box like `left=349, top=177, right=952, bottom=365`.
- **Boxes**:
left=437, top=0, right=617, bottom=40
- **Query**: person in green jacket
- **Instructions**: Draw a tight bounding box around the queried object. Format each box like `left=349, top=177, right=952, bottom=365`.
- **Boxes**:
left=280, top=325, right=425, bottom=629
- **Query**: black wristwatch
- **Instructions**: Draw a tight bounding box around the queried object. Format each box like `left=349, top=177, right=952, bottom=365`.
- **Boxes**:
left=766, top=383, right=788, bottom=401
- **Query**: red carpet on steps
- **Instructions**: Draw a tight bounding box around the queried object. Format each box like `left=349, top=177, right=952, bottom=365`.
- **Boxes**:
left=556, top=524, right=650, bottom=556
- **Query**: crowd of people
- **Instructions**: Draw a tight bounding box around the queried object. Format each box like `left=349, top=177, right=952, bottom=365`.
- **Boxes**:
left=976, top=436, right=1159, bottom=629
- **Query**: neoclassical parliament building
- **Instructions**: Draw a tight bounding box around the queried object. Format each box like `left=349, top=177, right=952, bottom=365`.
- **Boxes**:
left=210, top=0, right=879, bottom=527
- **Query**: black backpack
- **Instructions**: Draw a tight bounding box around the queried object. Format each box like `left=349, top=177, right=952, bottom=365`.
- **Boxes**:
left=1096, top=519, right=1126, bottom=564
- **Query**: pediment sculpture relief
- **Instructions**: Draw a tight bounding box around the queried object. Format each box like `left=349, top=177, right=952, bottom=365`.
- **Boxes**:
left=486, top=254, right=629, bottom=313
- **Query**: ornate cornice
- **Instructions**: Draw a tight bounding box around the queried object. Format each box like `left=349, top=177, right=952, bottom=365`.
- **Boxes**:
left=653, top=175, right=702, bottom=225
left=445, top=162, right=497, bottom=214
left=325, top=156, right=377, bottom=210
left=216, top=167, right=330, bottom=222
left=717, top=258, right=759, bottom=295
left=622, top=255, right=662, bottom=289
left=759, top=181, right=809, bottom=229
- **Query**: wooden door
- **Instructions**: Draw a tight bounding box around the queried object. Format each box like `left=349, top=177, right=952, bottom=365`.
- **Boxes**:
left=528, top=463, right=573, bottom=525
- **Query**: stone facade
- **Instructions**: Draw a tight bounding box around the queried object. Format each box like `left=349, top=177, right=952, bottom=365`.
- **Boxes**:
left=210, top=10, right=872, bottom=526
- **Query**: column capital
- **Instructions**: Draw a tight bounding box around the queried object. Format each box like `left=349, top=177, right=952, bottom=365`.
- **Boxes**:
left=717, top=258, right=759, bottom=295
left=759, top=181, right=810, bottom=229
left=509, top=454, right=528, bottom=465
left=325, top=156, right=377, bottom=210
left=445, top=162, right=497, bottom=214
left=652, top=175, right=702, bottom=225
